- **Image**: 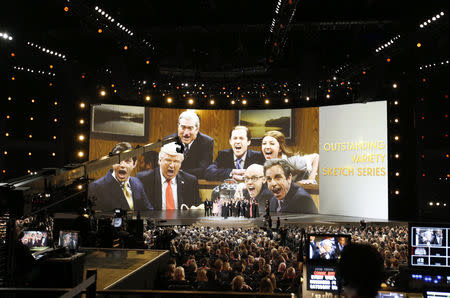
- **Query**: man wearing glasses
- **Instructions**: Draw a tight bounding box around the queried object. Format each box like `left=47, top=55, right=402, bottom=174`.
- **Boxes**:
left=164, top=110, right=214, bottom=179
left=242, top=164, right=273, bottom=217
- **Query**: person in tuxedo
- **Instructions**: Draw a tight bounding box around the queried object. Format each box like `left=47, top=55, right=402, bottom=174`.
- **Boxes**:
left=137, top=142, right=201, bottom=210
left=336, top=236, right=348, bottom=256
left=89, top=142, right=153, bottom=212
left=164, top=110, right=214, bottom=179
left=265, top=159, right=318, bottom=214
left=204, top=126, right=265, bottom=181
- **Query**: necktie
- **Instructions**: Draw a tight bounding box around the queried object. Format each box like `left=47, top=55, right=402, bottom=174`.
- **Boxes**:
left=166, top=179, right=175, bottom=209
left=184, top=144, right=190, bottom=157
left=122, top=183, right=134, bottom=210
left=235, top=158, right=242, bottom=169
left=277, top=200, right=283, bottom=212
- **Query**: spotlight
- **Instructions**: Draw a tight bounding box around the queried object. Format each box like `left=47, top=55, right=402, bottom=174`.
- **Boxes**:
left=395, top=172, right=400, bottom=176
left=242, top=99, right=247, bottom=105
left=100, top=90, right=106, bottom=96
left=284, top=98, right=289, bottom=103
left=394, top=100, right=399, bottom=105
left=417, top=43, right=422, bottom=48
left=394, top=118, right=399, bottom=123
left=79, top=119, right=85, bottom=124
left=264, top=99, right=270, bottom=104
left=231, top=100, right=236, bottom=105
left=393, top=83, right=398, bottom=88
left=166, top=97, right=173, bottom=103
left=394, top=190, right=400, bottom=195
left=394, top=136, right=399, bottom=141
left=80, top=102, right=86, bottom=108
left=78, top=134, right=85, bottom=141
left=209, top=99, right=215, bottom=105
left=326, top=94, right=330, bottom=99
left=77, top=184, right=83, bottom=190
left=306, top=97, right=310, bottom=101
left=77, top=151, right=85, bottom=158
left=124, top=45, right=128, bottom=50
left=188, top=99, right=194, bottom=105
left=52, top=152, right=56, bottom=156
left=394, top=153, right=400, bottom=159
left=54, top=101, right=58, bottom=105
left=145, top=95, right=151, bottom=101
left=98, top=29, right=103, bottom=34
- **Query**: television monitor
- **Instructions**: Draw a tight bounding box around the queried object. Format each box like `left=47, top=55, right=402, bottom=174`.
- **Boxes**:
left=58, top=230, right=79, bottom=251
left=113, top=217, right=123, bottom=228
left=20, top=230, right=49, bottom=251
left=306, top=234, right=351, bottom=264
left=409, top=223, right=449, bottom=270
left=306, top=264, right=338, bottom=292
left=424, top=290, right=450, bottom=298
left=376, top=292, right=405, bottom=298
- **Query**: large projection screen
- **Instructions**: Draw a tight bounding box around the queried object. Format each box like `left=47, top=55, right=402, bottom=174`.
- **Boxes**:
left=319, top=101, right=388, bottom=219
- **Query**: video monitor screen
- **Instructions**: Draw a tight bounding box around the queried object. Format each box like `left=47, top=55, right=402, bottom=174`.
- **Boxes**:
left=58, top=230, right=79, bottom=250
left=306, top=265, right=338, bottom=292
left=88, top=102, right=388, bottom=219
left=409, top=224, right=449, bottom=268
left=306, top=234, right=350, bottom=263
left=21, top=230, right=49, bottom=250
left=425, top=291, right=450, bottom=298
left=376, top=292, right=404, bottom=298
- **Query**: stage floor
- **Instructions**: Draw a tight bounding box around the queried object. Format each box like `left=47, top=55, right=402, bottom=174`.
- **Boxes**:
left=95, top=209, right=405, bottom=227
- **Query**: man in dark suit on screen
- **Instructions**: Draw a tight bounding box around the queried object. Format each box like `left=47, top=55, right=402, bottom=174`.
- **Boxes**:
left=204, top=126, right=265, bottom=181
left=265, top=159, right=317, bottom=214
left=137, top=142, right=201, bottom=210
left=89, top=142, right=153, bottom=212
left=164, top=110, right=214, bottom=179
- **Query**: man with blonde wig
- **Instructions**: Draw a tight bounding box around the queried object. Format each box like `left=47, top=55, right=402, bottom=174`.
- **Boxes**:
left=137, top=142, right=201, bottom=210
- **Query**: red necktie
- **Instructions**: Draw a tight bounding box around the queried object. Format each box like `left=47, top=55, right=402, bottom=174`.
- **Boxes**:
left=166, top=179, right=175, bottom=209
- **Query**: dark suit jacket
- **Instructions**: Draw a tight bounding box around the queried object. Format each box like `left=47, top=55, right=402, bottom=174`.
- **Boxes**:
left=243, top=184, right=273, bottom=207
left=89, top=170, right=153, bottom=211
left=164, top=132, right=214, bottom=179
left=136, top=167, right=201, bottom=210
left=269, top=182, right=317, bottom=214
left=204, top=149, right=265, bottom=181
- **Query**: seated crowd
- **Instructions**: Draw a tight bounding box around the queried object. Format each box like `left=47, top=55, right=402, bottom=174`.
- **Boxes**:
left=145, top=223, right=407, bottom=293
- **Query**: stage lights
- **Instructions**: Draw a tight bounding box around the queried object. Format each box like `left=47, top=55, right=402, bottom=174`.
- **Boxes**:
left=77, top=151, right=85, bottom=158
left=419, top=60, right=449, bottom=70
left=78, top=134, right=85, bottom=141
left=393, top=83, right=398, bottom=88
left=12, top=66, right=56, bottom=77
left=284, top=98, right=289, bottom=103
left=99, top=90, right=106, bottom=97
left=264, top=99, right=270, bottom=105
left=166, top=97, right=173, bottom=103
left=145, top=95, right=151, bottom=101
left=419, top=12, right=445, bottom=28
left=80, top=102, right=86, bottom=109
left=375, top=35, right=400, bottom=53
left=187, top=99, right=194, bottom=105
left=26, top=42, right=66, bottom=60
left=0, top=32, right=13, bottom=41
left=242, top=99, right=247, bottom=105
left=79, top=119, right=85, bottom=125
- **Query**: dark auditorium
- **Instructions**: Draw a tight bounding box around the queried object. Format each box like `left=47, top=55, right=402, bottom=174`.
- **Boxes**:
left=0, top=1, right=449, bottom=297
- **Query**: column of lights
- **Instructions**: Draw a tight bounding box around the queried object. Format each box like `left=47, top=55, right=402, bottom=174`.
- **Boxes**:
left=390, top=96, right=401, bottom=197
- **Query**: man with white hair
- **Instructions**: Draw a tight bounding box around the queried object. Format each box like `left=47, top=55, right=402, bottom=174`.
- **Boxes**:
left=137, top=142, right=201, bottom=210
left=164, top=110, right=214, bottom=178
